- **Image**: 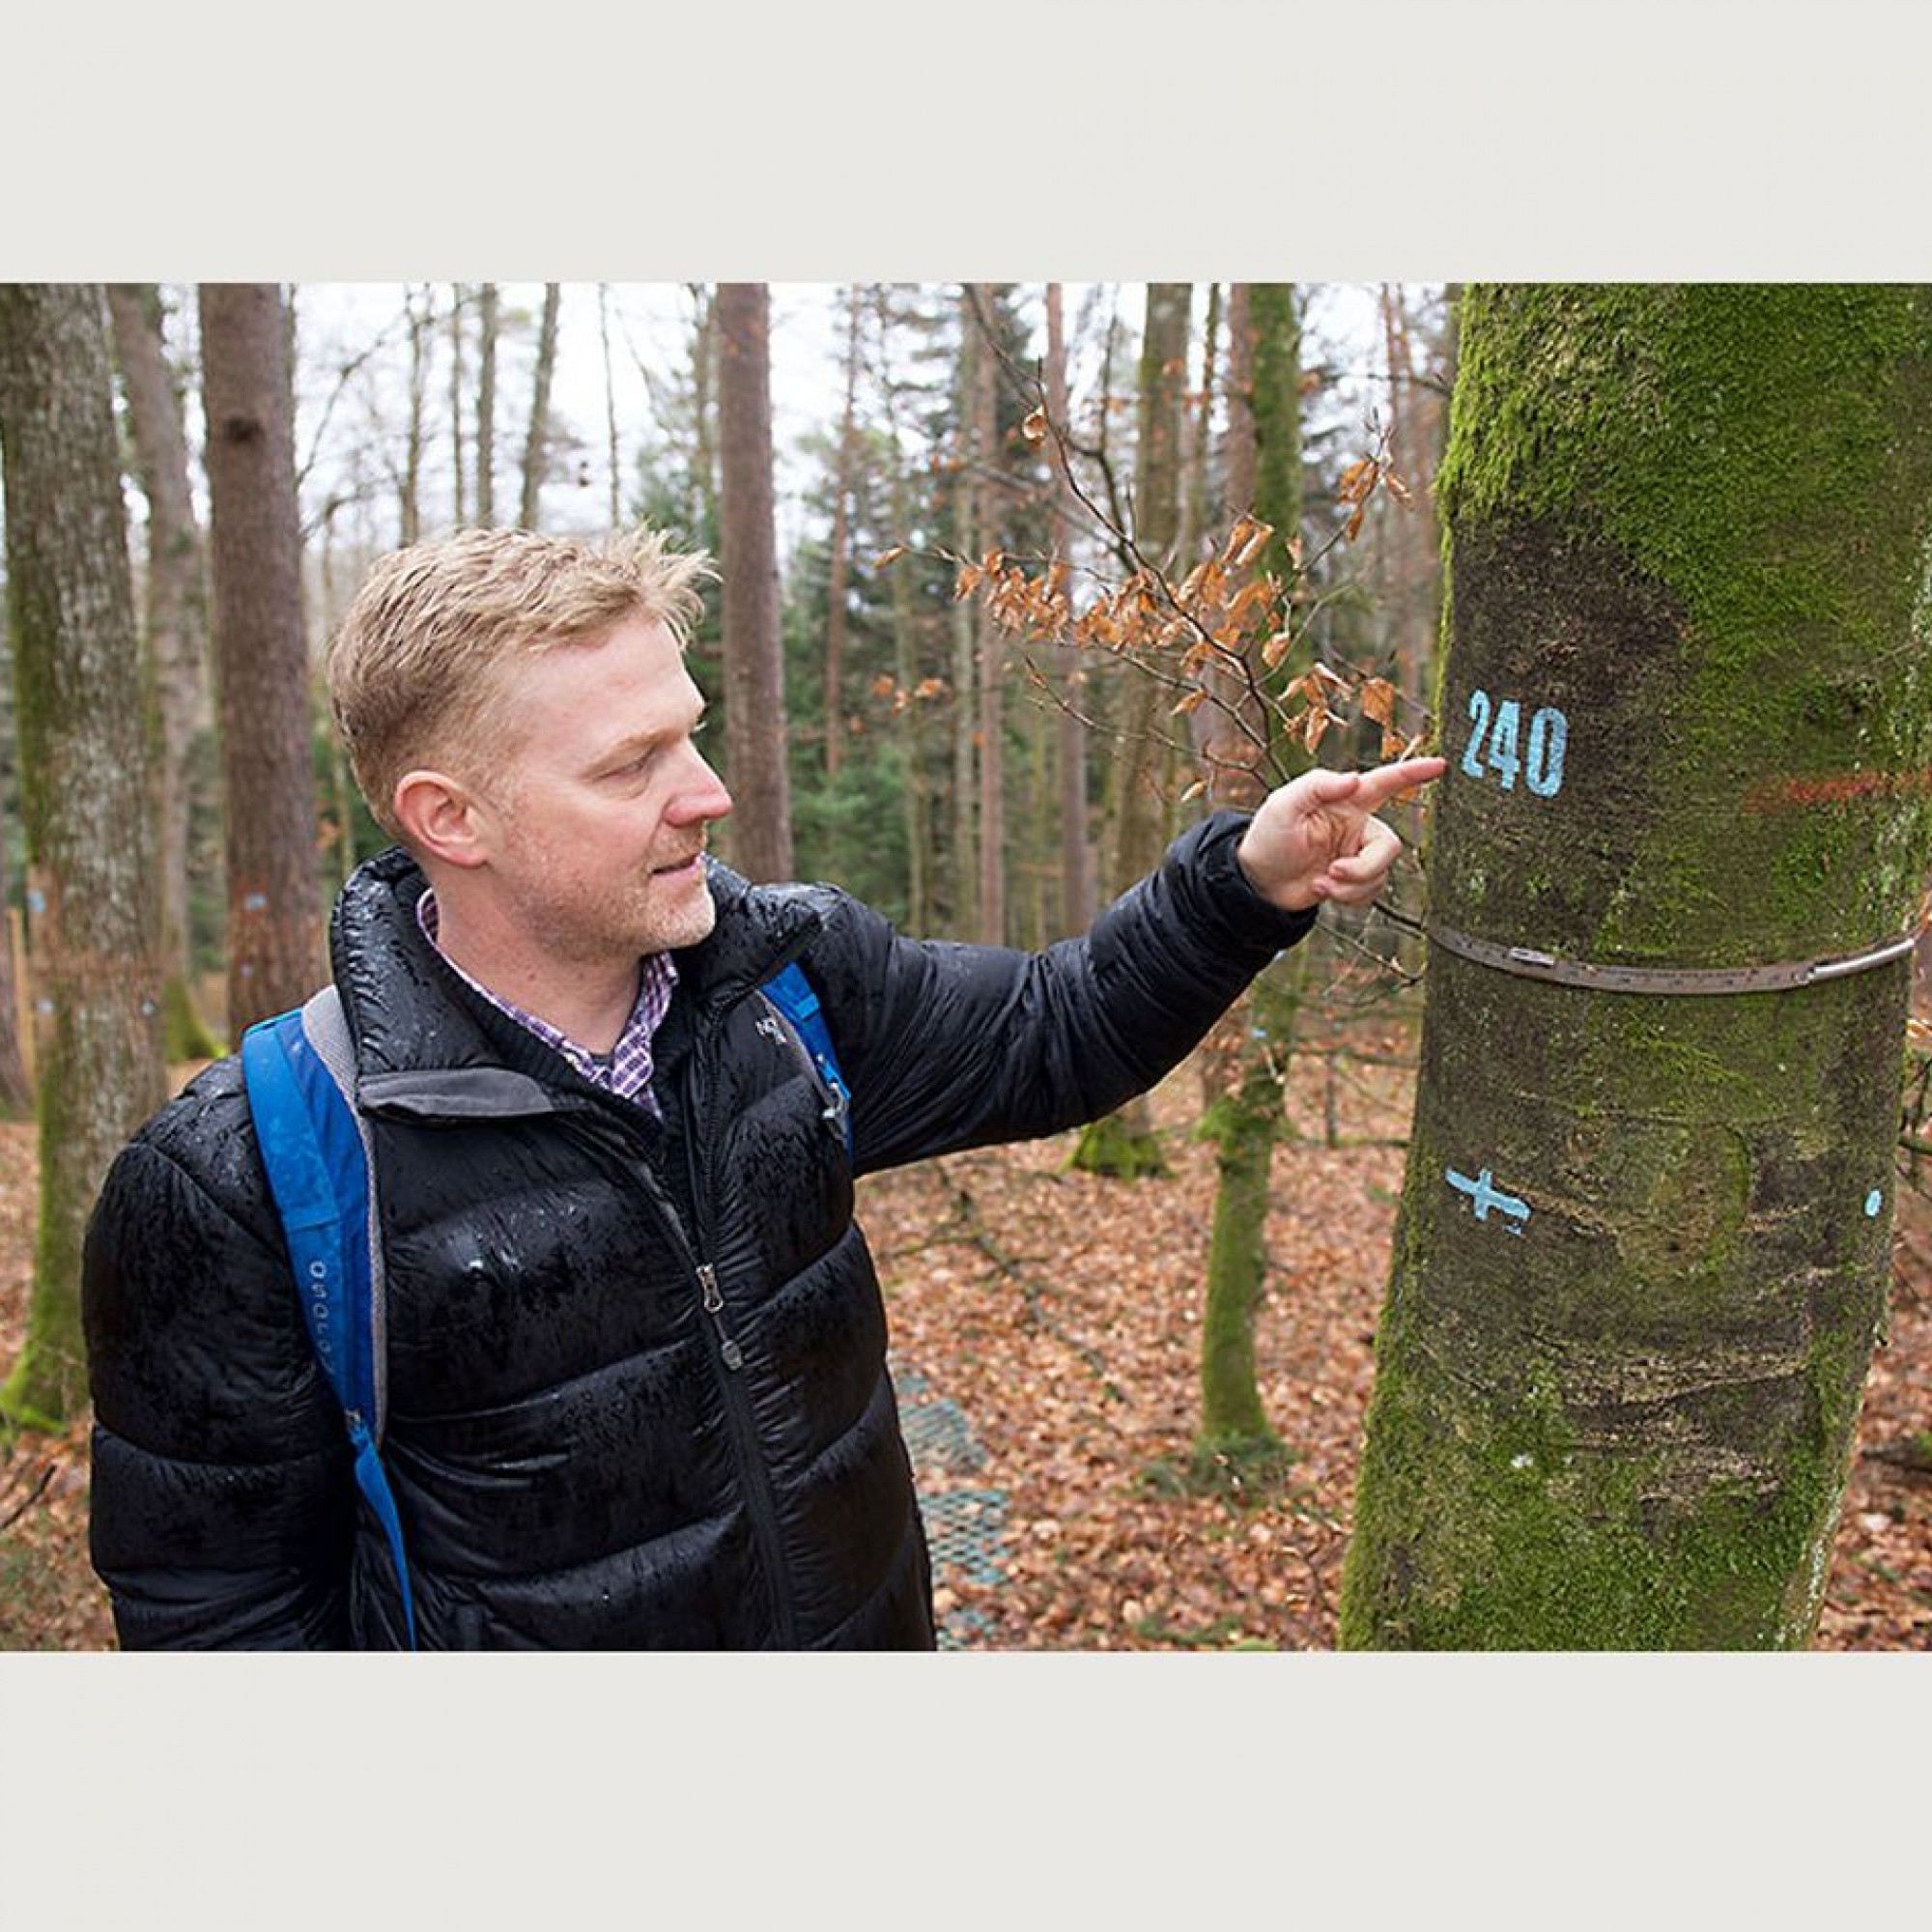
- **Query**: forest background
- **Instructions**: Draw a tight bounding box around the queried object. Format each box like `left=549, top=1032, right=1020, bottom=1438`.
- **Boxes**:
left=8, top=6, right=1931, bottom=1928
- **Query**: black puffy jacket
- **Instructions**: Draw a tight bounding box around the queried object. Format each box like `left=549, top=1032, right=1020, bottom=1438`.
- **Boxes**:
left=82, top=814, right=1314, bottom=1649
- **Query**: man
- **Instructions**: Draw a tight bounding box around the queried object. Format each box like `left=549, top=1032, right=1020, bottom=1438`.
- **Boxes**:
left=83, top=525, right=1443, bottom=1650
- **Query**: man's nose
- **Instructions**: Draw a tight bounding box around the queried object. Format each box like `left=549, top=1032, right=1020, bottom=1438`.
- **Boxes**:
left=670, top=751, right=732, bottom=822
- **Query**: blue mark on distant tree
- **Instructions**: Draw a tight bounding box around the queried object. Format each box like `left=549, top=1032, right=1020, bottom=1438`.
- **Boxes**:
left=1446, top=1166, right=1531, bottom=1234
left=1865, top=1188, right=1884, bottom=1218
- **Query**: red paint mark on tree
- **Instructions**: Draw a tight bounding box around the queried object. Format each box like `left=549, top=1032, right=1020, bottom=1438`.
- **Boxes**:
left=1744, top=769, right=1932, bottom=812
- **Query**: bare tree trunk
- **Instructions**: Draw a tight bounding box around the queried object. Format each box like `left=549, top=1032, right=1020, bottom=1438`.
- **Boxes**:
left=824, top=283, right=864, bottom=783
left=689, top=284, right=719, bottom=541
left=969, top=285, right=1006, bottom=947
left=519, top=282, right=561, bottom=530
left=449, top=282, right=468, bottom=526
left=599, top=283, right=623, bottom=531
left=476, top=282, right=498, bottom=525
left=1100, top=281, right=1191, bottom=893
left=1045, top=284, right=1095, bottom=940
left=0, top=283, right=169, bottom=1427
left=399, top=282, right=430, bottom=547
left=198, top=281, right=325, bottom=1036
left=947, top=287, right=985, bottom=937
left=105, top=282, right=220, bottom=1062
left=1180, top=282, right=1220, bottom=570
left=0, top=843, right=32, bottom=1114
left=1073, top=281, right=1192, bottom=1179
left=876, top=292, right=931, bottom=932
left=1188, top=282, right=1310, bottom=1465
left=715, top=282, right=794, bottom=882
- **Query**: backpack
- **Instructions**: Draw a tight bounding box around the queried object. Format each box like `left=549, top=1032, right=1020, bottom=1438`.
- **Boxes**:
left=239, top=960, right=851, bottom=1651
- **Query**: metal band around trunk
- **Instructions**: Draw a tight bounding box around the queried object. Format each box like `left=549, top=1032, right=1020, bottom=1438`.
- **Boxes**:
left=1427, top=923, right=1921, bottom=996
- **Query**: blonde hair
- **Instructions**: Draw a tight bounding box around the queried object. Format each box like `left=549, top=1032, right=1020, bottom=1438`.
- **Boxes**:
left=327, top=526, right=715, bottom=838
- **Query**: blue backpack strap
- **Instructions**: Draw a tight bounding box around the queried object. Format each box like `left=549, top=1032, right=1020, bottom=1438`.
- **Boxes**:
left=240, top=988, right=417, bottom=1650
left=761, top=960, right=852, bottom=1157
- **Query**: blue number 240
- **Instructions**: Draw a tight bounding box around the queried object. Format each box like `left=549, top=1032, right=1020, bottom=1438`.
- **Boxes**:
left=1463, top=690, right=1568, bottom=798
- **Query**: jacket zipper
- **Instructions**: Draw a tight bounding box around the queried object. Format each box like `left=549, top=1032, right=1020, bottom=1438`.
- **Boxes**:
left=682, top=1012, right=798, bottom=1644
left=695, top=1262, right=742, bottom=1370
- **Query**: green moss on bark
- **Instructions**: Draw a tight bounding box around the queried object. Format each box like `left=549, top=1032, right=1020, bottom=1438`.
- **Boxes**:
left=1341, top=285, right=1932, bottom=1649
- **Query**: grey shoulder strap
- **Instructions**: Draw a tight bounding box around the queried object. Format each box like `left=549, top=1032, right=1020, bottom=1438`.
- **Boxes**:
left=298, top=984, right=390, bottom=1437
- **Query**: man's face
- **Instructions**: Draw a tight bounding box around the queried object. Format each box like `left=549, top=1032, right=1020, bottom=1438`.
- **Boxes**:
left=467, top=616, right=734, bottom=965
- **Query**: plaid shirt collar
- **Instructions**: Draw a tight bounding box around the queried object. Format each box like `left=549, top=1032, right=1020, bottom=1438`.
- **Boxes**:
left=416, top=888, right=677, bottom=1116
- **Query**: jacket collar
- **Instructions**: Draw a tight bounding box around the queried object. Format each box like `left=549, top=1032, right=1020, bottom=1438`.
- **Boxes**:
left=328, top=847, right=824, bottom=1096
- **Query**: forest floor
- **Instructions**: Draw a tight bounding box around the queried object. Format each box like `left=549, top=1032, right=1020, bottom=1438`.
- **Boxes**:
left=3, top=1010, right=1929, bottom=1652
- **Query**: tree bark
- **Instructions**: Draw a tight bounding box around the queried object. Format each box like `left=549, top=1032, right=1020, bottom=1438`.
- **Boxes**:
left=519, top=282, right=561, bottom=530
left=449, top=282, right=468, bottom=526
left=875, top=291, right=932, bottom=933
left=398, top=282, right=430, bottom=546
left=1193, top=282, right=1306, bottom=1462
left=0, top=842, right=33, bottom=1115
left=598, top=283, right=623, bottom=531
left=1099, top=280, right=1191, bottom=895
left=824, top=284, right=864, bottom=784
left=1045, top=284, right=1095, bottom=941
left=475, top=283, right=498, bottom=525
left=0, top=283, right=169, bottom=1427
left=969, top=285, right=1007, bottom=947
left=1339, top=283, right=1932, bottom=1649
left=715, top=282, right=794, bottom=882
left=199, top=282, right=325, bottom=1037
left=1073, top=282, right=1192, bottom=1179
left=105, top=282, right=221, bottom=1061
left=689, top=283, right=719, bottom=544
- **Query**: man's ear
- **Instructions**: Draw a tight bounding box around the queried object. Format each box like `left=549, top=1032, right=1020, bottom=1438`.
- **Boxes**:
left=391, top=768, right=494, bottom=869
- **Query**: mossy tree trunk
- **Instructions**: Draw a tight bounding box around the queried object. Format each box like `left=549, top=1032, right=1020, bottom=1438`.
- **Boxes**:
left=105, top=283, right=221, bottom=1061
left=1193, top=282, right=1308, bottom=1463
left=1339, top=284, right=1932, bottom=1649
left=0, top=283, right=170, bottom=1429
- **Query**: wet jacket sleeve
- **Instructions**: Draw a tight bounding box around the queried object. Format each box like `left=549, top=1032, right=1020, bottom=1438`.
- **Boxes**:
left=816, top=810, right=1319, bottom=1174
left=82, top=1094, right=355, bottom=1650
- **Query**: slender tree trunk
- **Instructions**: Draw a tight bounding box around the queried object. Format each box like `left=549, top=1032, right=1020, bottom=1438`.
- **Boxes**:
left=0, top=840, right=32, bottom=1114
left=946, top=287, right=986, bottom=937
left=449, top=282, right=468, bottom=526
left=825, top=284, right=864, bottom=783
left=1045, top=284, right=1094, bottom=940
left=689, top=284, right=719, bottom=542
left=519, top=282, right=561, bottom=530
left=1099, top=281, right=1191, bottom=894
left=399, top=282, right=429, bottom=547
left=1073, top=281, right=1192, bottom=1179
left=0, top=283, right=169, bottom=1427
left=1340, top=283, right=1932, bottom=1650
left=599, top=282, right=623, bottom=531
left=476, top=283, right=498, bottom=525
left=105, top=282, right=220, bottom=1062
left=1180, top=282, right=1220, bottom=570
left=199, top=282, right=325, bottom=1036
left=715, top=282, right=794, bottom=882
left=969, top=285, right=1007, bottom=947
left=876, top=294, right=931, bottom=932
left=1193, top=282, right=1307, bottom=1463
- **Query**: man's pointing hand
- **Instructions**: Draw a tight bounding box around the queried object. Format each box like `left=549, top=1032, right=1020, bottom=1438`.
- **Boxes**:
left=1236, top=754, right=1448, bottom=914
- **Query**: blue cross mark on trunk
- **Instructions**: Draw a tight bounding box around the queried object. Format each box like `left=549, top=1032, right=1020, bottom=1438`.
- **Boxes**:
left=1446, top=1166, right=1531, bottom=1234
